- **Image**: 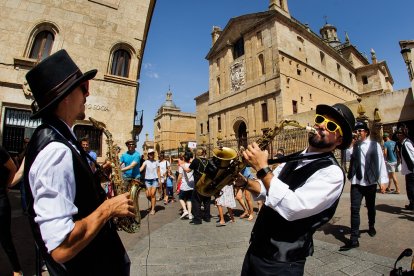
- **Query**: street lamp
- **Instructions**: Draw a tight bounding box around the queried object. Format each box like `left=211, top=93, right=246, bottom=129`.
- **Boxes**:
left=401, top=47, right=413, bottom=81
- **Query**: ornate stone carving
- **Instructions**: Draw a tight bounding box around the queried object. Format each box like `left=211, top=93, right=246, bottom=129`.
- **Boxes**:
left=230, top=59, right=245, bottom=92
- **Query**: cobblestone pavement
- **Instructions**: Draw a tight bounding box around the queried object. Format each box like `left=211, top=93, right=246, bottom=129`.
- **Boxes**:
left=1, top=173, right=413, bottom=275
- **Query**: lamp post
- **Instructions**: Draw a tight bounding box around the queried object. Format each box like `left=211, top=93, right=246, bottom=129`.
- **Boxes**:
left=401, top=47, right=414, bottom=81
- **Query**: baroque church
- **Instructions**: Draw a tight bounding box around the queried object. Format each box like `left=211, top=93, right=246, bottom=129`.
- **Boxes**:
left=0, top=0, right=155, bottom=159
left=195, top=0, right=395, bottom=152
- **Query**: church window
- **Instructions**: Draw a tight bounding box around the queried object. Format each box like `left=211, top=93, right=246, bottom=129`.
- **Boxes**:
left=216, top=58, right=220, bottom=70
left=337, top=63, right=342, bottom=78
left=257, top=31, right=263, bottom=47
left=200, top=123, right=204, bottom=134
left=233, top=37, right=245, bottom=59
left=349, top=73, right=353, bottom=84
left=297, top=69, right=301, bottom=75
left=261, top=103, right=268, bottom=122
left=362, top=76, right=368, bottom=84
left=218, top=116, right=222, bottom=131
left=207, top=120, right=210, bottom=133
left=292, top=100, right=298, bottom=114
left=320, top=51, right=326, bottom=66
left=309, top=93, right=312, bottom=100
left=111, top=49, right=131, bottom=77
left=300, top=96, right=303, bottom=103
left=258, top=54, right=265, bottom=76
left=216, top=77, right=221, bottom=95
left=29, top=30, right=54, bottom=61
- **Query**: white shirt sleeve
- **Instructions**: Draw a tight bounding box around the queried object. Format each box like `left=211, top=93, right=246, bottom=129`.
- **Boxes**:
left=265, top=163, right=344, bottom=221
left=28, top=142, right=77, bottom=253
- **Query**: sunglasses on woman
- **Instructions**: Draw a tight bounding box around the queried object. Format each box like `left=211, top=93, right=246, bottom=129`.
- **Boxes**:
left=314, top=114, right=343, bottom=136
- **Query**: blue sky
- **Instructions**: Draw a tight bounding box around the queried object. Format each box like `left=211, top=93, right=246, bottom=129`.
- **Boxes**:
left=136, top=0, right=414, bottom=150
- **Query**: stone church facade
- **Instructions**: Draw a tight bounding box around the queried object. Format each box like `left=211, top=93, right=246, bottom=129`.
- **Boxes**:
left=153, top=91, right=196, bottom=157
left=196, top=0, right=396, bottom=150
left=0, top=0, right=156, bottom=159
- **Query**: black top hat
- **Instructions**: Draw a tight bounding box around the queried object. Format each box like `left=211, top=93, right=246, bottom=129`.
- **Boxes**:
left=354, top=121, right=370, bottom=132
left=316, top=103, right=356, bottom=150
left=26, top=49, right=97, bottom=119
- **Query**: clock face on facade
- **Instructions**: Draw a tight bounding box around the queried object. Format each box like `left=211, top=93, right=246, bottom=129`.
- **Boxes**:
left=230, top=59, right=245, bottom=92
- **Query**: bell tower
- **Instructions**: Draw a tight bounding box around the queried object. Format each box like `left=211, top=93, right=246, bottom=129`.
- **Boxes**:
left=269, top=0, right=290, bottom=18
left=319, top=18, right=341, bottom=48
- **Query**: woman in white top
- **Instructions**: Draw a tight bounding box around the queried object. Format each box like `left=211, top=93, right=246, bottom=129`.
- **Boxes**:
left=140, top=149, right=160, bottom=215
left=176, top=152, right=194, bottom=220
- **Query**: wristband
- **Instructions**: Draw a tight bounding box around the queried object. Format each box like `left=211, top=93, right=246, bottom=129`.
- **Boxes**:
left=256, top=166, right=272, bottom=179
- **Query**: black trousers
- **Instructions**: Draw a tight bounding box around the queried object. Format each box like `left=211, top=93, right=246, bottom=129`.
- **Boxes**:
left=191, top=190, right=211, bottom=221
left=241, top=247, right=305, bottom=276
left=350, top=184, right=377, bottom=241
left=0, top=194, right=22, bottom=272
left=405, top=173, right=414, bottom=206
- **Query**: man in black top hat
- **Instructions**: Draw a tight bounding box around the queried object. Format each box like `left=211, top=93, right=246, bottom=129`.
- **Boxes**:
left=341, top=121, right=388, bottom=251
left=239, top=103, right=355, bottom=276
left=23, top=50, right=134, bottom=275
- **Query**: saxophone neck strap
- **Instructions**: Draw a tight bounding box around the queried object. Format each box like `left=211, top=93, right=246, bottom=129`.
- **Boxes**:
left=268, top=151, right=333, bottom=165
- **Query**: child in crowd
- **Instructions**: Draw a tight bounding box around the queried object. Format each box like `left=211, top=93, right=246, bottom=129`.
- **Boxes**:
left=165, top=168, right=176, bottom=204
left=216, top=185, right=236, bottom=227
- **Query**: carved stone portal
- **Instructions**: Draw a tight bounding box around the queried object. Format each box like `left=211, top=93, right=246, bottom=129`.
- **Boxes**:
left=230, top=59, right=245, bottom=92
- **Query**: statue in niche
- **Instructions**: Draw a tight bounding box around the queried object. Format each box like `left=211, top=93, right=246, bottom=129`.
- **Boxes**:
left=231, top=60, right=245, bottom=92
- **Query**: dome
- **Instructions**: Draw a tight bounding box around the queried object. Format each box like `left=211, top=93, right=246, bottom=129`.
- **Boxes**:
left=160, top=91, right=177, bottom=108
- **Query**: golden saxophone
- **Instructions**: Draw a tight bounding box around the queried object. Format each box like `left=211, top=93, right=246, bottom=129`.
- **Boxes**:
left=89, top=117, right=141, bottom=233
left=196, top=120, right=316, bottom=197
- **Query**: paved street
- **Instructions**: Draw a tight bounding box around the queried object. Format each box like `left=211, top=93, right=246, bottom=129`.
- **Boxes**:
left=1, top=173, right=413, bottom=275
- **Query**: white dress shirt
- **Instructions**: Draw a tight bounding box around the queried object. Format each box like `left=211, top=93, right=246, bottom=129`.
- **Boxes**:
left=253, top=150, right=344, bottom=221
left=346, top=138, right=388, bottom=186
left=400, top=138, right=414, bottom=175
left=28, top=123, right=80, bottom=253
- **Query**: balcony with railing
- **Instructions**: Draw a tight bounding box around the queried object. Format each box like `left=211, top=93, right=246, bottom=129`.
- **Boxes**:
left=133, top=109, right=144, bottom=137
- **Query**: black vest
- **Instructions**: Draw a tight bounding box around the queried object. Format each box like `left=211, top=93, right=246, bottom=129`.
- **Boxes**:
left=249, top=154, right=344, bottom=262
left=401, top=139, right=414, bottom=171
left=347, top=141, right=380, bottom=184
left=24, top=118, right=128, bottom=276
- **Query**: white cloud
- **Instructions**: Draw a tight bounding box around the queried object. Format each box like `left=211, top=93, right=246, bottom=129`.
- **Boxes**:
left=142, top=63, right=159, bottom=79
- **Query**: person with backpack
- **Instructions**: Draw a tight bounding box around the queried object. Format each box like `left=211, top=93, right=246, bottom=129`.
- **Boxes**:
left=182, top=147, right=210, bottom=225
left=396, top=124, right=414, bottom=210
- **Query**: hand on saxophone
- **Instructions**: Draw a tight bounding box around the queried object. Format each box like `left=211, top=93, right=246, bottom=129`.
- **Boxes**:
left=242, top=142, right=269, bottom=172
left=104, top=192, right=135, bottom=219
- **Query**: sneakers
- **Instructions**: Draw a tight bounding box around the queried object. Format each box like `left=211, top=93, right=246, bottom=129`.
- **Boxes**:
left=188, top=214, right=194, bottom=220
left=180, top=211, right=189, bottom=219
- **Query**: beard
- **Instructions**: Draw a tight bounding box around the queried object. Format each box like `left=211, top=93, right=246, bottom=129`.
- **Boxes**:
left=308, top=133, right=335, bottom=149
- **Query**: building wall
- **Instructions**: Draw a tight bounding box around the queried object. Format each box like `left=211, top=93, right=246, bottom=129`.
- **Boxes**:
left=154, top=109, right=196, bottom=154
left=0, top=0, right=155, bottom=158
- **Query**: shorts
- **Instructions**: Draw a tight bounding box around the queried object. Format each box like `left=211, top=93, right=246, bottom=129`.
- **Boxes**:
left=145, top=178, right=159, bottom=188
left=179, top=190, right=193, bottom=201
left=386, top=161, right=397, bottom=173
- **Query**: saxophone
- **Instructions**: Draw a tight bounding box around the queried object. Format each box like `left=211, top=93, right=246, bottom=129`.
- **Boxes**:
left=196, top=119, right=316, bottom=197
left=89, top=117, right=141, bottom=233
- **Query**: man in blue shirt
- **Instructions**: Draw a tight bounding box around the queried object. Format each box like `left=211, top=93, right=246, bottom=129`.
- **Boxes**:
left=120, top=139, right=141, bottom=180
left=383, top=132, right=400, bottom=193
left=81, top=137, right=97, bottom=172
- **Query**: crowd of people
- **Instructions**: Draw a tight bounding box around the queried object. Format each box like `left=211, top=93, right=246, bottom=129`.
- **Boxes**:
left=1, top=49, right=413, bottom=276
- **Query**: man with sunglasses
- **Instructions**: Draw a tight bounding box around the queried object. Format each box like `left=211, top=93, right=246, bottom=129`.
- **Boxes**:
left=239, top=103, right=355, bottom=276
left=120, top=139, right=141, bottom=182
left=340, top=121, right=388, bottom=251
left=23, top=50, right=134, bottom=275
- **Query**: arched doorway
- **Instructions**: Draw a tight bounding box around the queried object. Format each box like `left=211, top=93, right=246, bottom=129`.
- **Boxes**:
left=237, top=121, right=247, bottom=148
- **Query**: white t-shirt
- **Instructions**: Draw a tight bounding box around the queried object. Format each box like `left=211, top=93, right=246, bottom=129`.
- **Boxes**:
left=158, top=160, right=170, bottom=182
left=178, top=163, right=194, bottom=191
left=143, top=159, right=159, bottom=179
